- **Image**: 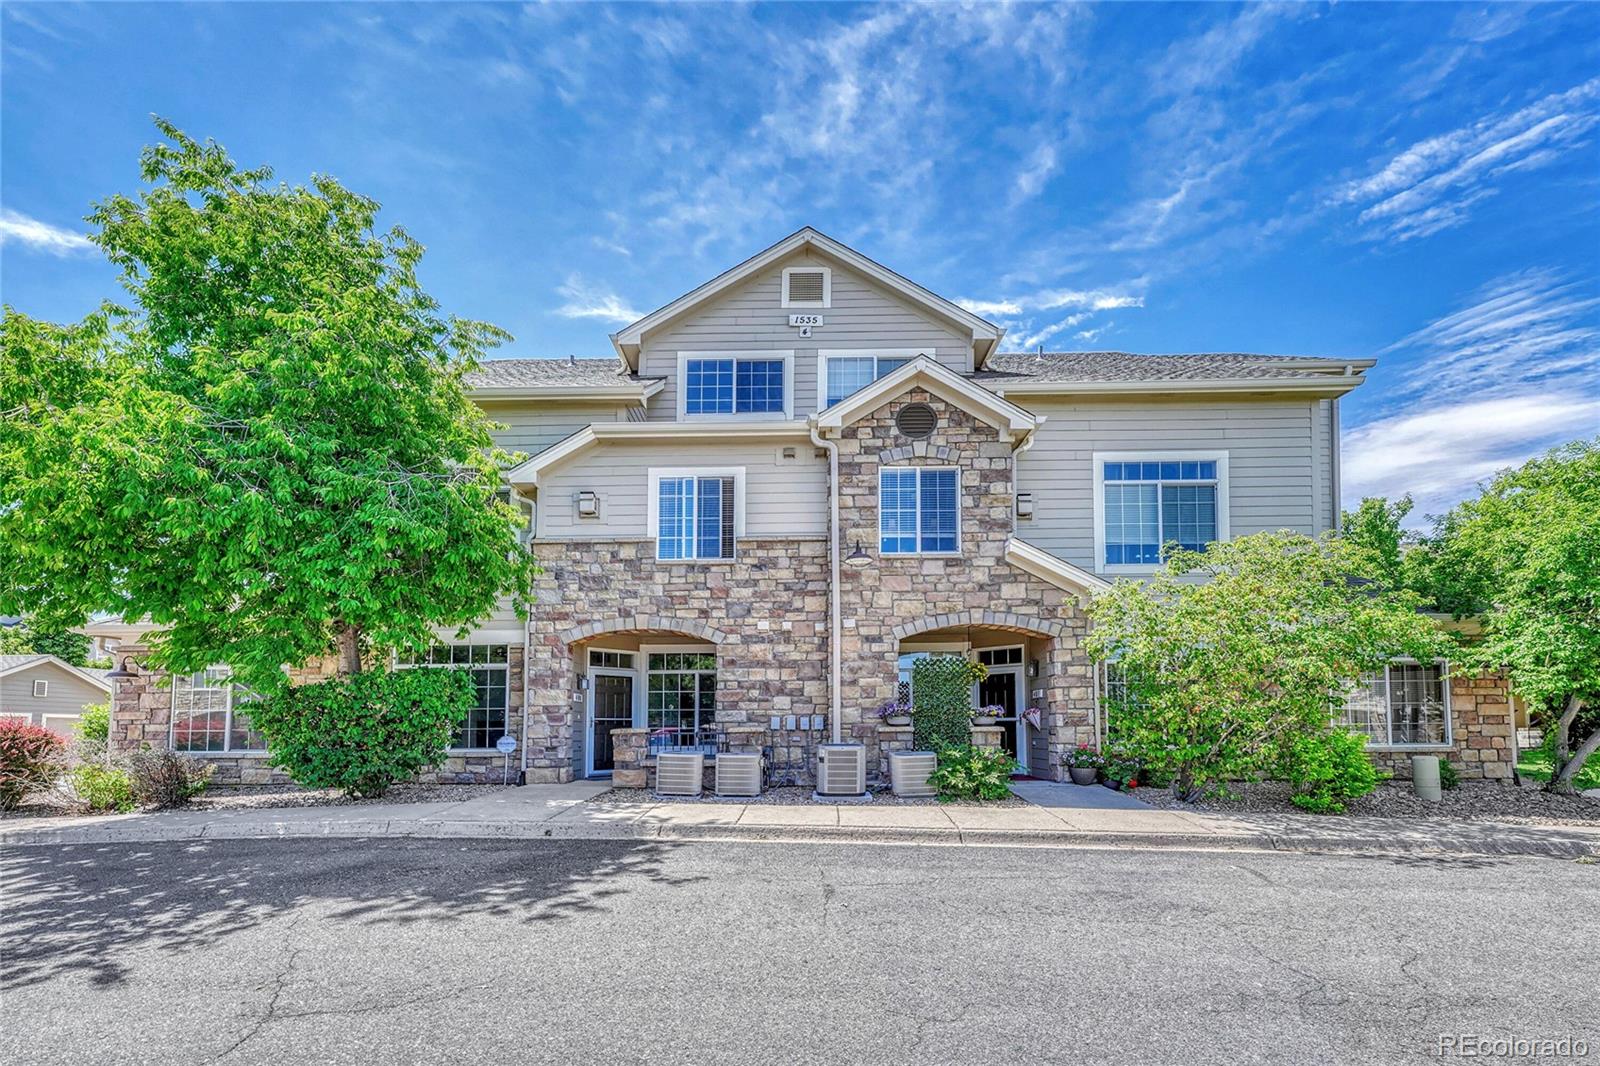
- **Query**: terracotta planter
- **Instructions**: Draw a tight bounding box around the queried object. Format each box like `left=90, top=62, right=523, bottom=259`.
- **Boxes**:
left=1068, top=766, right=1098, bottom=786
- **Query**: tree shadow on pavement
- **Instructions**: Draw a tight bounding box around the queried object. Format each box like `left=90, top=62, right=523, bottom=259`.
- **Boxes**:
left=0, top=838, right=701, bottom=992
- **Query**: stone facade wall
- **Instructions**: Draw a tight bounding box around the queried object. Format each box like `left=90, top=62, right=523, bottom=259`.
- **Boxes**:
left=1367, top=671, right=1516, bottom=782
left=107, top=643, right=526, bottom=786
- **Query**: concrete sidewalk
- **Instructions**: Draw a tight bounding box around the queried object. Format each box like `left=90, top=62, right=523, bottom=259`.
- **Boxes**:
left=4, top=781, right=1598, bottom=860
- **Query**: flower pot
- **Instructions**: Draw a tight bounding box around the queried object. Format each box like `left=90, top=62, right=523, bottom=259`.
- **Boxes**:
left=1068, top=766, right=1098, bottom=786
left=972, top=716, right=997, bottom=726
left=888, top=750, right=937, bottom=798
left=883, top=716, right=912, bottom=727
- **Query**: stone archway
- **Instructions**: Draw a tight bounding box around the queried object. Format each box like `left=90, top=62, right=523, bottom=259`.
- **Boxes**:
left=891, top=609, right=1069, bottom=642
left=558, top=615, right=731, bottom=647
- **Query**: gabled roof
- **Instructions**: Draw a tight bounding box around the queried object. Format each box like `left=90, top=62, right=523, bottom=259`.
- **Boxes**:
left=811, top=356, right=1038, bottom=442
left=0, top=654, right=113, bottom=692
left=609, top=227, right=1005, bottom=370
left=503, top=421, right=813, bottom=488
left=975, top=352, right=1374, bottom=396
left=466, top=358, right=665, bottom=402
left=1003, top=538, right=1109, bottom=605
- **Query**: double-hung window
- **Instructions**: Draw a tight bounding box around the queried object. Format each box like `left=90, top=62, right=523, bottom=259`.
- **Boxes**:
left=880, top=467, right=959, bottom=555
left=1096, top=454, right=1227, bottom=568
left=1344, top=660, right=1451, bottom=747
left=822, top=352, right=916, bottom=407
left=681, top=354, right=788, bottom=417
left=172, top=667, right=265, bottom=753
left=396, top=644, right=510, bottom=750
left=651, top=469, right=741, bottom=561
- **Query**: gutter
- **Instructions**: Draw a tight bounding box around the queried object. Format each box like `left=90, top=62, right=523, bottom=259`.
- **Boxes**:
left=809, top=420, right=844, bottom=745
left=990, top=376, right=1369, bottom=398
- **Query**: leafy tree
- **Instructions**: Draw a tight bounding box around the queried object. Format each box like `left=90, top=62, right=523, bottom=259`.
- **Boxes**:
left=1087, top=531, right=1448, bottom=800
left=1340, top=494, right=1413, bottom=592
left=0, top=122, right=538, bottom=692
left=0, top=623, right=91, bottom=666
left=1430, top=439, right=1600, bottom=794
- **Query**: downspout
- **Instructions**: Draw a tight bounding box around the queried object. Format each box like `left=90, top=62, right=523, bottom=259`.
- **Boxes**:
left=512, top=486, right=536, bottom=781
left=810, top=421, right=843, bottom=745
left=1330, top=397, right=1343, bottom=532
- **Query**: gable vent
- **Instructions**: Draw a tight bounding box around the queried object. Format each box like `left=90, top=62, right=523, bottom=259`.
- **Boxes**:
left=783, top=267, right=829, bottom=307
left=895, top=403, right=937, bottom=440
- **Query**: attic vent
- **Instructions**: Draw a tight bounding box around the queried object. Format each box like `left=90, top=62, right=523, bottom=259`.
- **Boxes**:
left=783, top=266, right=830, bottom=308
left=895, top=403, right=937, bottom=440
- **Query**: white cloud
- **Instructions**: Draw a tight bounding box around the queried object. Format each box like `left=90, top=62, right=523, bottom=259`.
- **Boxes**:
left=553, top=274, right=643, bottom=325
left=0, top=208, right=95, bottom=255
left=1008, top=313, right=1089, bottom=352
left=1336, top=78, right=1600, bottom=241
left=960, top=286, right=1145, bottom=318
left=1010, top=143, right=1059, bottom=205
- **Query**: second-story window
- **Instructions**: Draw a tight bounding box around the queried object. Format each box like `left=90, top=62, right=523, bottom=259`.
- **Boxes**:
left=684, top=356, right=786, bottom=416
left=823, top=354, right=914, bottom=407
left=1097, top=456, right=1227, bottom=568
left=651, top=469, right=741, bottom=561
left=880, top=467, right=959, bottom=555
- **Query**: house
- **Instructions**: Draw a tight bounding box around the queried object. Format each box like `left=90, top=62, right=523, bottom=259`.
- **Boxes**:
left=103, top=228, right=1514, bottom=786
left=0, top=655, right=112, bottom=736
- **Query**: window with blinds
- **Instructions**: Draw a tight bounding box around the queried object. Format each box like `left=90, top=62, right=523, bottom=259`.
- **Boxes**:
left=657, top=475, right=736, bottom=560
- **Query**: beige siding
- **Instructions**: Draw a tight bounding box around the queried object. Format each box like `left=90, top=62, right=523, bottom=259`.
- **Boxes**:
left=0, top=664, right=107, bottom=728
left=537, top=439, right=828, bottom=539
left=1014, top=395, right=1328, bottom=571
left=640, top=249, right=973, bottom=420
left=477, top=400, right=626, bottom=457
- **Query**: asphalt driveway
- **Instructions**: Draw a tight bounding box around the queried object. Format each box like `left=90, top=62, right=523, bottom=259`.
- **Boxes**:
left=3, top=838, right=1596, bottom=1065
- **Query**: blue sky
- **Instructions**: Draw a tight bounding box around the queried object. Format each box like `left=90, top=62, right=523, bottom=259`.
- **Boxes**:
left=3, top=1, right=1597, bottom=519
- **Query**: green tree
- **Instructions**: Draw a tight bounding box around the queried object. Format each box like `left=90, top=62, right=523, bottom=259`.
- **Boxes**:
left=1086, top=531, right=1448, bottom=800
left=0, top=122, right=538, bottom=692
left=1431, top=439, right=1600, bottom=793
left=0, top=623, right=91, bottom=666
left=1340, top=494, right=1413, bottom=592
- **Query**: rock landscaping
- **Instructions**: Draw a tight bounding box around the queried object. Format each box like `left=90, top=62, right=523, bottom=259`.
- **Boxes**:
left=1, top=781, right=510, bottom=819
left=1139, top=779, right=1600, bottom=827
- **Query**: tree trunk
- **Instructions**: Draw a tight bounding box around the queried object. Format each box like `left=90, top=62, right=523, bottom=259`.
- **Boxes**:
left=335, top=624, right=363, bottom=676
left=1551, top=699, right=1597, bottom=795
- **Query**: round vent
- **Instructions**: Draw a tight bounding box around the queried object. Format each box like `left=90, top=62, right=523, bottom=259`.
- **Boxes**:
left=895, top=403, right=937, bottom=440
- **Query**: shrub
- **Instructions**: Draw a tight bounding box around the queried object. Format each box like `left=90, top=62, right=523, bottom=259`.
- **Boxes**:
left=1438, top=758, right=1460, bottom=791
left=0, top=720, right=66, bottom=810
left=929, top=744, right=1017, bottom=801
left=127, top=748, right=214, bottom=808
left=76, top=703, right=110, bottom=742
left=246, top=668, right=475, bottom=797
left=911, top=656, right=988, bottom=752
left=71, top=764, right=135, bottom=813
left=1286, top=728, right=1382, bottom=814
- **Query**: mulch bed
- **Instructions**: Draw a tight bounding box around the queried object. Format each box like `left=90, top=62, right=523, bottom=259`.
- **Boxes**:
left=1138, top=779, right=1600, bottom=827
left=588, top=784, right=1028, bottom=808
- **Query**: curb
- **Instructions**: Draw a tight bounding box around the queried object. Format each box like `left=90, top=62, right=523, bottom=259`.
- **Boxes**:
left=4, top=817, right=1596, bottom=861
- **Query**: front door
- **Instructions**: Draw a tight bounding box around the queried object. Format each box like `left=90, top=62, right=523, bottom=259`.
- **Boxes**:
left=977, top=667, right=1023, bottom=771
left=588, top=672, right=635, bottom=775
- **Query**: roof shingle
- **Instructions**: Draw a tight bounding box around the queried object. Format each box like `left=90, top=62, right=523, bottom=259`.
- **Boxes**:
left=466, top=358, right=647, bottom=390
left=976, top=351, right=1364, bottom=384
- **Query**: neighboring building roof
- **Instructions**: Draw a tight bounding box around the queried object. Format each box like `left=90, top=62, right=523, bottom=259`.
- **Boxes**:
left=0, top=655, right=113, bottom=692
left=974, top=352, right=1374, bottom=394
left=609, top=227, right=1005, bottom=370
left=465, top=358, right=665, bottom=402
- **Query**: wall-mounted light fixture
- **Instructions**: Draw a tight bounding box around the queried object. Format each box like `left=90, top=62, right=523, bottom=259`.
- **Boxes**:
left=105, top=656, right=139, bottom=681
left=576, top=490, right=601, bottom=518
left=1027, top=659, right=1039, bottom=678
left=845, top=540, right=871, bottom=568
left=1015, top=492, right=1035, bottom=519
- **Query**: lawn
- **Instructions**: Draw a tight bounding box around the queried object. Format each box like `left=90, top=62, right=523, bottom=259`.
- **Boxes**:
left=1516, top=745, right=1600, bottom=793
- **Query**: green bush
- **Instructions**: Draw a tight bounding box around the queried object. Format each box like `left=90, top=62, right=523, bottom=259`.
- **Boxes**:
left=0, top=720, right=65, bottom=810
left=1438, top=758, right=1460, bottom=791
left=1285, top=728, right=1382, bottom=814
left=929, top=744, right=1017, bottom=801
left=911, top=656, right=988, bottom=752
left=76, top=703, right=110, bottom=742
left=128, top=748, right=214, bottom=808
left=72, top=764, right=135, bottom=813
left=246, top=668, right=475, bottom=798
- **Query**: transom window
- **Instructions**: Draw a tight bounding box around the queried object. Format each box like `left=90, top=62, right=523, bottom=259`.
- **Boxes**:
left=588, top=650, right=635, bottom=670
left=1344, top=661, right=1451, bottom=747
left=647, top=652, right=717, bottom=749
left=880, top=467, right=959, bottom=555
left=977, top=647, right=1023, bottom=667
left=684, top=357, right=786, bottom=416
left=172, top=667, right=265, bottom=753
left=656, top=475, right=735, bottom=561
left=396, top=644, right=510, bottom=750
left=1100, top=457, right=1223, bottom=566
left=823, top=354, right=914, bottom=407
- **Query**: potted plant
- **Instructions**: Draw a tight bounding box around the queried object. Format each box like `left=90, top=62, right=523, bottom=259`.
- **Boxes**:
left=1100, top=742, right=1141, bottom=791
left=874, top=698, right=913, bottom=728
left=971, top=704, right=1005, bottom=726
left=1062, top=744, right=1103, bottom=786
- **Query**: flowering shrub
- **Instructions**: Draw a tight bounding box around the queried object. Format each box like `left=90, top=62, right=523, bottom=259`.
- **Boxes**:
left=929, top=744, right=1018, bottom=801
left=973, top=704, right=1007, bottom=720
left=0, top=720, right=65, bottom=810
left=1062, top=744, right=1104, bottom=770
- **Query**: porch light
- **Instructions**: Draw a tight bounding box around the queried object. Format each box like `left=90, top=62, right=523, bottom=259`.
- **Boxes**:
left=1015, top=492, right=1035, bottom=519
left=104, top=656, right=139, bottom=680
left=576, top=490, right=601, bottom=518
left=845, top=540, right=871, bottom=568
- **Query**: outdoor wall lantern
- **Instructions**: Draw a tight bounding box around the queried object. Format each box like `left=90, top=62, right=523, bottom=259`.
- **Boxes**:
left=104, top=656, right=139, bottom=681
left=845, top=539, right=871, bottom=568
left=1015, top=492, right=1035, bottom=519
left=1027, top=659, right=1040, bottom=678
left=576, top=490, right=601, bottom=518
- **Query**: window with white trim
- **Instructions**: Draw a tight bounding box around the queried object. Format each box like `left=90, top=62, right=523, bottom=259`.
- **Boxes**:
left=684, top=356, right=786, bottom=415
left=880, top=467, right=959, bottom=554
left=172, top=667, right=266, bottom=753
left=32, top=679, right=48, bottom=698
left=1344, top=661, right=1451, bottom=747
left=1102, top=459, right=1220, bottom=566
left=823, top=354, right=914, bottom=407
left=655, top=475, right=736, bottom=560
left=396, top=644, right=509, bottom=750
left=647, top=651, right=716, bottom=743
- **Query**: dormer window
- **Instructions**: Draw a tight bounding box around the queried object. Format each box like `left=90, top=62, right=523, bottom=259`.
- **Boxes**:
left=782, top=266, right=831, bottom=308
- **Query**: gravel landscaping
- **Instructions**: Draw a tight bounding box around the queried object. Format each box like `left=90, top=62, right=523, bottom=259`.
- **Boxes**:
left=1138, top=779, right=1600, bottom=827
left=1, top=782, right=510, bottom=819
left=588, top=784, right=1029, bottom=807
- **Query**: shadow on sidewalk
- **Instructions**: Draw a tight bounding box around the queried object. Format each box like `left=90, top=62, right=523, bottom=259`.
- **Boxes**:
left=0, top=838, right=698, bottom=992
